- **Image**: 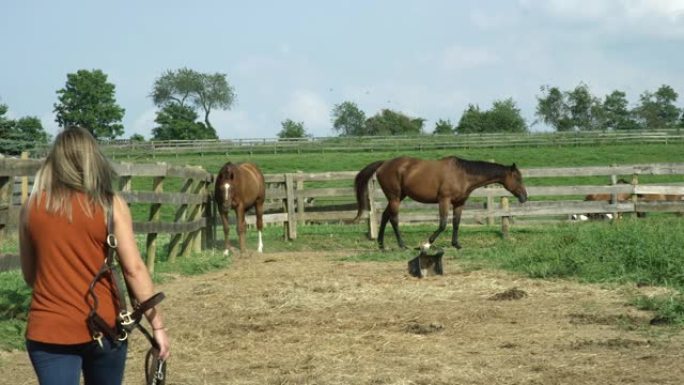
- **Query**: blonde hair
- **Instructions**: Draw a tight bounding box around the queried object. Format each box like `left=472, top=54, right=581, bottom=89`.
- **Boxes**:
left=30, top=126, right=116, bottom=220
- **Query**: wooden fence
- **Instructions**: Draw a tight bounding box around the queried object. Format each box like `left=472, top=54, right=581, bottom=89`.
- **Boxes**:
left=2, top=159, right=684, bottom=272
left=0, top=158, right=212, bottom=273
left=105, top=130, right=684, bottom=158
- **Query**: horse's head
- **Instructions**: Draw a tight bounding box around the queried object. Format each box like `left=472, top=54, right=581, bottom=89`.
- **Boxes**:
left=503, top=163, right=528, bottom=203
left=215, top=163, right=237, bottom=206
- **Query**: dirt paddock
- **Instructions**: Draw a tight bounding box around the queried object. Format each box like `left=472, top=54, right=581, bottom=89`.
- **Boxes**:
left=2, top=251, right=683, bottom=385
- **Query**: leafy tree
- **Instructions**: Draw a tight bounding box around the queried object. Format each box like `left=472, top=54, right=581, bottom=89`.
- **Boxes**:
left=456, top=105, right=486, bottom=134
left=331, top=101, right=366, bottom=136
left=456, top=99, right=527, bottom=134
left=278, top=119, right=308, bottom=139
left=130, top=133, right=145, bottom=142
left=365, top=109, right=424, bottom=136
left=536, top=86, right=572, bottom=131
left=566, top=83, right=601, bottom=130
left=0, top=104, right=50, bottom=155
left=487, top=99, right=527, bottom=133
left=633, top=85, right=681, bottom=129
left=54, top=69, right=125, bottom=139
left=433, top=119, right=455, bottom=135
left=602, top=90, right=639, bottom=130
left=535, top=83, right=602, bottom=131
left=151, top=67, right=235, bottom=134
left=151, top=104, right=217, bottom=140
left=14, top=116, right=49, bottom=144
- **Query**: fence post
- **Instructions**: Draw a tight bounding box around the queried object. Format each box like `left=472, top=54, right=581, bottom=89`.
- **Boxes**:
left=202, top=175, right=214, bottom=251
left=20, top=152, right=29, bottom=204
left=610, top=171, right=618, bottom=220
left=367, top=177, right=378, bottom=239
left=296, top=171, right=305, bottom=226
left=285, top=173, right=297, bottom=240
left=145, top=175, right=164, bottom=273
left=486, top=187, right=494, bottom=226
left=0, top=176, right=9, bottom=242
left=501, top=196, right=510, bottom=238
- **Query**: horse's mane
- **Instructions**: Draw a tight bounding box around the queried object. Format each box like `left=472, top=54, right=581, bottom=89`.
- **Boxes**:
left=446, top=156, right=508, bottom=177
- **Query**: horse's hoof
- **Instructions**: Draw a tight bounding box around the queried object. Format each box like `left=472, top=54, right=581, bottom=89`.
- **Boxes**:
left=452, top=242, right=462, bottom=250
left=420, top=242, right=431, bottom=252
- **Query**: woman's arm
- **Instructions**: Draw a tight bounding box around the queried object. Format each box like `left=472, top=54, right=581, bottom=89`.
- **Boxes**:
left=113, top=195, right=170, bottom=359
left=19, top=203, right=36, bottom=287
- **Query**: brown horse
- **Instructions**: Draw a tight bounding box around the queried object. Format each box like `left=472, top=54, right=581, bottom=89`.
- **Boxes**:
left=214, top=162, right=266, bottom=255
left=353, top=156, right=528, bottom=250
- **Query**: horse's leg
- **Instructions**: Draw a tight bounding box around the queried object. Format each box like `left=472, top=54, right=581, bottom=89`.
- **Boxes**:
left=255, top=200, right=264, bottom=253
left=235, top=205, right=247, bottom=253
left=451, top=205, right=464, bottom=249
left=377, top=204, right=391, bottom=249
left=387, top=198, right=406, bottom=249
left=424, top=199, right=449, bottom=250
left=219, top=210, right=231, bottom=256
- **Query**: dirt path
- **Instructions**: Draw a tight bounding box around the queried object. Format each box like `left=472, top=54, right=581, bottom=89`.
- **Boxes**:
left=2, top=251, right=683, bottom=385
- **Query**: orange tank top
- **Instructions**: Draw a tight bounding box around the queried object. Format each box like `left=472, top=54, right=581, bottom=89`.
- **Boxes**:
left=26, top=192, right=118, bottom=344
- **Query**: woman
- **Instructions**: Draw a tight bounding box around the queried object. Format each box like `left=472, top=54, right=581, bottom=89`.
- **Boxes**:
left=19, top=127, right=170, bottom=385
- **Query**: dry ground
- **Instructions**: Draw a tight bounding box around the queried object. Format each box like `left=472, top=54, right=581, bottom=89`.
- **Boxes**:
left=2, top=251, right=683, bottom=385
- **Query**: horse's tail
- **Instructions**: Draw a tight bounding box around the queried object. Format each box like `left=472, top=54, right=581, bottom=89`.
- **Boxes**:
left=351, top=160, right=384, bottom=223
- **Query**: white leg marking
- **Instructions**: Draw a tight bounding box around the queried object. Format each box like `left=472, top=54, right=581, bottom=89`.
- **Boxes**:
left=421, top=242, right=431, bottom=252
left=257, top=231, right=263, bottom=253
left=223, top=249, right=230, bottom=256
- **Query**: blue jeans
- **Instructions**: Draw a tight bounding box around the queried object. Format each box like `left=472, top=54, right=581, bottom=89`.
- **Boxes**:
left=27, top=338, right=128, bottom=385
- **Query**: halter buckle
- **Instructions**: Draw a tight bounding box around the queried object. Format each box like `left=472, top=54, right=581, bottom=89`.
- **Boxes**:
left=119, top=311, right=135, bottom=326
left=117, top=330, right=129, bottom=342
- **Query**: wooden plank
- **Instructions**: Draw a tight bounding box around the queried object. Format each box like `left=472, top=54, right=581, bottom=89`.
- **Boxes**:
left=120, top=191, right=208, bottom=205
left=0, top=158, right=41, bottom=177
left=133, top=218, right=207, bottom=234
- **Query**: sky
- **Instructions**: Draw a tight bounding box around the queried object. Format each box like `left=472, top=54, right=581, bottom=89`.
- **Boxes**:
left=2, top=0, right=684, bottom=140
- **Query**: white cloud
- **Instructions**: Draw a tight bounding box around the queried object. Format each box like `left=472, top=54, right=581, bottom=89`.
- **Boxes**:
left=279, top=90, right=332, bottom=137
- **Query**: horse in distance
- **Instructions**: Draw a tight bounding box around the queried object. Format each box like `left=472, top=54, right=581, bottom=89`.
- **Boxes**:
left=353, top=156, right=528, bottom=250
left=214, top=161, right=266, bottom=255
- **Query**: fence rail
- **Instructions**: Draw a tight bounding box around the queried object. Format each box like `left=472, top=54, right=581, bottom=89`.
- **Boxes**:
left=2, top=159, right=684, bottom=272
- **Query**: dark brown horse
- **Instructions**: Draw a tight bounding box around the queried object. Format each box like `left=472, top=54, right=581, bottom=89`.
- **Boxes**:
left=214, top=162, right=266, bottom=255
left=353, top=156, right=528, bottom=250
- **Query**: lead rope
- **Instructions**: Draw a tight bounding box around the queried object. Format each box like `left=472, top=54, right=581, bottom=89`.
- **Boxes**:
left=87, top=201, right=167, bottom=385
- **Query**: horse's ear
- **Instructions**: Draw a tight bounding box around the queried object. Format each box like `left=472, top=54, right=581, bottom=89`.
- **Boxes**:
left=511, top=163, right=518, bottom=171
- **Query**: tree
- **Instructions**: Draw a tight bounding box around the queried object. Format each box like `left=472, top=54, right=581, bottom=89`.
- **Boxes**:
left=566, top=83, right=601, bottom=130
left=456, top=99, right=527, bottom=134
left=331, top=101, right=366, bottom=136
left=456, top=105, right=486, bottom=134
left=130, top=133, right=145, bottom=142
left=278, top=119, right=308, bottom=139
left=602, top=90, right=639, bottom=130
left=535, top=83, right=602, bottom=131
left=151, top=104, right=217, bottom=140
left=0, top=104, right=50, bottom=155
left=54, top=69, right=125, bottom=139
left=151, top=68, right=235, bottom=134
left=487, top=98, right=527, bottom=133
left=633, top=85, right=681, bottom=129
left=365, top=109, right=424, bottom=136
left=433, top=119, right=455, bottom=135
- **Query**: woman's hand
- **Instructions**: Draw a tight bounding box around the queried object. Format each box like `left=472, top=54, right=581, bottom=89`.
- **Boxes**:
left=153, top=328, right=170, bottom=360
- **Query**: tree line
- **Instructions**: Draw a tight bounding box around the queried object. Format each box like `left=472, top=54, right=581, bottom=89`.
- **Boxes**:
left=2, top=67, right=684, bottom=155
